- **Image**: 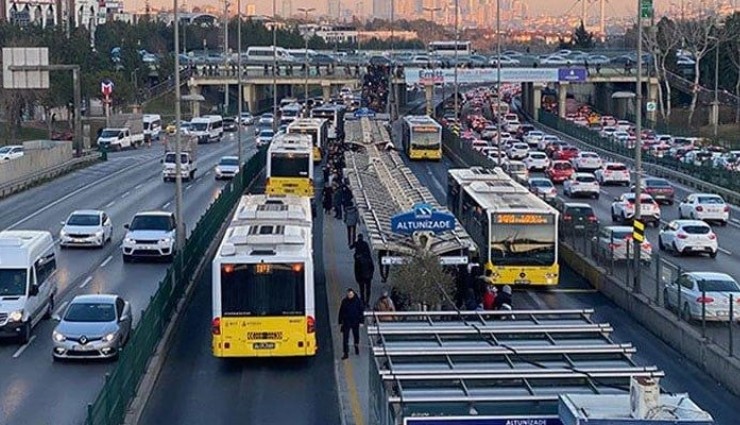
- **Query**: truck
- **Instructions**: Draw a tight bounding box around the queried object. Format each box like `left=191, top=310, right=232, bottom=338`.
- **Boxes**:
left=97, top=113, right=145, bottom=151
left=162, top=134, right=198, bottom=182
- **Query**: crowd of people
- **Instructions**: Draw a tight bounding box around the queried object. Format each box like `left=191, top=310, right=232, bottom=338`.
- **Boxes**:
left=361, top=64, right=390, bottom=112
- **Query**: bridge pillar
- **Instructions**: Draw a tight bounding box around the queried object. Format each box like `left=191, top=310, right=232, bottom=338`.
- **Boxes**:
left=533, top=84, right=542, bottom=121
left=647, top=80, right=659, bottom=123
left=321, top=83, right=332, bottom=102
left=243, top=83, right=258, bottom=114
left=425, top=83, right=434, bottom=116
left=558, top=83, right=569, bottom=118
left=189, top=85, right=202, bottom=118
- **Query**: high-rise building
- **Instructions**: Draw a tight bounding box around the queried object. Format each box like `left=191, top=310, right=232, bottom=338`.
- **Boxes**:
left=327, top=0, right=340, bottom=18
left=397, top=0, right=415, bottom=18
left=281, top=0, right=292, bottom=17
left=372, top=0, right=390, bottom=19
left=246, top=3, right=256, bottom=16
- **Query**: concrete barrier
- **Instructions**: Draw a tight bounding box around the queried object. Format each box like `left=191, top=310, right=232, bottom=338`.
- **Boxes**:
left=560, top=242, right=740, bottom=396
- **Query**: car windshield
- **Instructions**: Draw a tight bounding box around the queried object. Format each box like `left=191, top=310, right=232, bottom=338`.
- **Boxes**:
left=67, top=214, right=101, bottom=226
left=191, top=122, right=208, bottom=131
left=576, top=175, right=596, bottom=182
left=697, top=196, right=723, bottom=204
left=130, top=215, right=172, bottom=231
left=259, top=131, right=274, bottom=138
left=64, top=302, right=116, bottom=322
left=164, top=153, right=189, bottom=164
left=646, top=179, right=670, bottom=187
left=697, top=278, right=740, bottom=293
left=0, top=147, right=11, bottom=154
left=612, top=230, right=632, bottom=239
left=566, top=206, right=594, bottom=216
left=530, top=180, right=552, bottom=188
left=219, top=158, right=239, bottom=166
left=682, top=225, right=710, bottom=234
left=0, top=269, right=27, bottom=296
left=100, top=130, right=120, bottom=138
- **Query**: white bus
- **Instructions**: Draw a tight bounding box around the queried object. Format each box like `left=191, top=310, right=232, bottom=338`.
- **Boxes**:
left=266, top=133, right=314, bottom=197
left=401, top=115, right=443, bottom=160
left=280, top=104, right=303, bottom=125
left=428, top=41, right=472, bottom=56
left=191, top=115, right=224, bottom=144
left=211, top=194, right=316, bottom=358
left=143, top=114, right=162, bottom=142
left=287, top=118, right=328, bottom=163
left=246, top=46, right=296, bottom=64
left=310, top=104, right=346, bottom=141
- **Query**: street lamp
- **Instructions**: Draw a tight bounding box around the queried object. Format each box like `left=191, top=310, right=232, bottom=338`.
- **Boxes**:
left=173, top=0, right=185, bottom=250
left=298, top=7, right=315, bottom=113
left=272, top=0, right=278, bottom=133
left=388, top=0, right=397, bottom=120
left=632, top=0, right=646, bottom=292
left=495, top=0, right=502, bottom=167
left=237, top=0, right=243, bottom=165
left=709, top=34, right=720, bottom=139
left=453, top=0, right=459, bottom=123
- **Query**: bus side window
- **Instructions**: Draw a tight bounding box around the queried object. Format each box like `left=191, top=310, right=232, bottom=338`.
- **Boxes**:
left=35, top=251, right=57, bottom=286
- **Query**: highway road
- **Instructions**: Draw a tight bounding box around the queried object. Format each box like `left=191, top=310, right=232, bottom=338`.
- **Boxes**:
left=138, top=180, right=341, bottom=425
left=0, top=130, right=255, bottom=425
left=403, top=150, right=740, bottom=425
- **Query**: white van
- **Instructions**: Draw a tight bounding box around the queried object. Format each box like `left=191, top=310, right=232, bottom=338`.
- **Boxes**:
left=246, top=46, right=295, bottom=64
left=0, top=230, right=58, bottom=343
left=143, top=114, right=162, bottom=142
left=190, top=115, right=224, bottom=144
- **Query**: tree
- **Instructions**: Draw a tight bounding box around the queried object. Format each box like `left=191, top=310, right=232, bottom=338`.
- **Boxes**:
left=675, top=17, right=718, bottom=124
left=723, top=13, right=740, bottom=123
left=572, top=20, right=594, bottom=49
left=390, top=250, right=456, bottom=309
left=643, top=18, right=680, bottom=121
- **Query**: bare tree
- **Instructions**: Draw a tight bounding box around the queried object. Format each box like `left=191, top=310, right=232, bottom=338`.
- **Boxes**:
left=726, top=18, right=740, bottom=123
left=643, top=18, right=681, bottom=121
left=390, top=250, right=456, bottom=309
left=675, top=17, right=718, bottom=124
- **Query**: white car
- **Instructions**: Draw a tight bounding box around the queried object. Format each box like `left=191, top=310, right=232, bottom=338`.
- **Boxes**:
left=616, top=120, right=632, bottom=132
left=527, top=177, right=557, bottom=201
left=60, top=210, right=112, bottom=248
left=664, top=272, right=740, bottom=321
left=538, top=135, right=560, bottom=151
left=678, top=194, right=730, bottom=225
left=595, top=162, right=631, bottom=186
left=611, top=193, right=661, bottom=226
left=503, top=114, right=520, bottom=132
left=659, top=220, right=718, bottom=258
left=592, top=226, right=652, bottom=262
left=504, top=161, right=528, bottom=182
left=523, top=131, right=544, bottom=148
left=571, top=151, right=602, bottom=171
left=0, top=145, right=24, bottom=161
left=256, top=129, right=275, bottom=148
left=122, top=211, right=177, bottom=262
left=472, top=139, right=490, bottom=152
left=523, top=151, right=550, bottom=171
left=506, top=143, right=529, bottom=160
left=215, top=156, right=240, bottom=180
left=611, top=131, right=630, bottom=144
left=483, top=148, right=508, bottom=164
left=599, top=127, right=617, bottom=139
left=258, top=113, right=275, bottom=126
left=564, top=173, right=600, bottom=199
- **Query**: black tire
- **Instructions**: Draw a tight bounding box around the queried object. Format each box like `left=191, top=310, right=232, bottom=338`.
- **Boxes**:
left=720, top=220, right=728, bottom=227
left=710, top=250, right=718, bottom=259
left=651, top=221, right=659, bottom=228
left=682, top=304, right=692, bottom=322
left=43, top=296, right=54, bottom=320
left=123, top=254, right=132, bottom=263
left=658, top=238, right=665, bottom=251
left=673, top=242, right=682, bottom=256
left=19, top=322, right=31, bottom=344
left=612, top=212, right=619, bottom=222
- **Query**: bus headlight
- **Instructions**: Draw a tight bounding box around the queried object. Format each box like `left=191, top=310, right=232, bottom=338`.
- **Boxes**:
left=8, top=310, right=23, bottom=322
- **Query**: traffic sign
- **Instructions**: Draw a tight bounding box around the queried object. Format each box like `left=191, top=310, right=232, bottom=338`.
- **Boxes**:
left=101, top=79, right=114, bottom=97
left=633, top=219, right=645, bottom=242
left=640, top=0, right=653, bottom=18
left=646, top=101, right=657, bottom=112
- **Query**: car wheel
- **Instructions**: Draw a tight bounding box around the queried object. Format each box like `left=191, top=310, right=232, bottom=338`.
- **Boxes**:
left=612, top=212, right=619, bottom=222
left=720, top=220, right=728, bottom=227
left=673, top=242, right=683, bottom=256
left=123, top=254, right=132, bottom=263
left=593, top=194, right=599, bottom=200
left=19, top=322, right=31, bottom=344
left=651, top=220, right=659, bottom=228
left=710, top=250, right=718, bottom=259
left=667, top=200, right=674, bottom=206
left=682, top=304, right=693, bottom=322
left=658, top=237, right=665, bottom=251
left=43, top=296, right=54, bottom=320
left=622, top=213, right=629, bottom=223
left=678, top=208, right=684, bottom=219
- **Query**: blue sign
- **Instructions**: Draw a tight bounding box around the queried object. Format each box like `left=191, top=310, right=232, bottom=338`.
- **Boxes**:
left=405, top=417, right=562, bottom=425
left=390, top=203, right=456, bottom=235
left=354, top=107, right=376, bottom=118
left=558, top=68, right=587, bottom=82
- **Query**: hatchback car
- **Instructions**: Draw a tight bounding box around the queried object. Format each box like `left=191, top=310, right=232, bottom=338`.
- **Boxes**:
left=256, top=129, right=275, bottom=148
left=595, top=162, right=631, bottom=186
left=545, top=160, right=575, bottom=184
left=506, top=143, right=529, bottom=160
left=592, top=226, right=652, bottom=262
left=558, top=202, right=599, bottom=233
left=527, top=177, right=557, bottom=202
left=659, top=219, right=718, bottom=258
left=215, top=156, right=240, bottom=180
left=0, top=145, right=24, bottom=161
left=664, top=272, right=740, bottom=322
left=222, top=117, right=238, bottom=132
left=60, top=210, right=112, bottom=248
left=564, top=173, right=600, bottom=199
left=632, top=177, right=675, bottom=205
left=571, top=152, right=602, bottom=171
left=611, top=193, right=661, bottom=226
left=523, top=151, right=550, bottom=171
left=52, top=294, right=132, bottom=360
left=552, top=146, right=580, bottom=161
left=678, top=194, right=730, bottom=225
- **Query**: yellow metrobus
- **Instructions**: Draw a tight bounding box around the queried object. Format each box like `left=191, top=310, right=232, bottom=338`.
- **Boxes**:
left=310, top=104, right=346, bottom=141
left=447, top=167, right=560, bottom=286
left=266, top=133, right=314, bottom=197
left=212, top=194, right=316, bottom=357
left=401, top=115, right=443, bottom=160
left=287, top=118, right=328, bottom=163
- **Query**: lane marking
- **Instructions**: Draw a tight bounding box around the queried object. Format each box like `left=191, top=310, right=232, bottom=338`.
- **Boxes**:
left=134, top=183, right=143, bottom=189
left=79, top=276, right=93, bottom=288
left=185, top=185, right=192, bottom=191
left=100, top=255, right=113, bottom=268
left=718, top=247, right=732, bottom=256
left=162, top=201, right=171, bottom=209
left=105, top=201, right=116, bottom=208
left=121, top=191, right=131, bottom=198
left=54, top=301, right=69, bottom=316
left=12, top=335, right=36, bottom=358
left=548, top=288, right=599, bottom=294
left=732, top=219, right=740, bottom=225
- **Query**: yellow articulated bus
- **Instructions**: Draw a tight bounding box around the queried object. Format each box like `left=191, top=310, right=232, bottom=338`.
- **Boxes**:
left=401, top=115, right=443, bottom=160
left=447, top=167, right=560, bottom=286
left=310, top=104, right=346, bottom=141
left=287, top=118, right=328, bottom=163
left=266, top=133, right=314, bottom=197
left=212, top=194, right=316, bottom=357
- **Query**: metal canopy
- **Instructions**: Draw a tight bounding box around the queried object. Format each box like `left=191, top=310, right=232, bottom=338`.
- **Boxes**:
left=366, top=310, right=666, bottom=422
left=343, top=117, right=476, bottom=259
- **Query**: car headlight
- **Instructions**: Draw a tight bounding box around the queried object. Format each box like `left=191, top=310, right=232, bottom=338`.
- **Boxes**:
left=53, top=331, right=66, bottom=342
left=124, top=237, right=136, bottom=244
left=103, top=332, right=117, bottom=342
left=8, top=310, right=23, bottom=322
left=95, top=230, right=104, bottom=238
left=60, top=230, right=68, bottom=237
left=160, top=237, right=172, bottom=244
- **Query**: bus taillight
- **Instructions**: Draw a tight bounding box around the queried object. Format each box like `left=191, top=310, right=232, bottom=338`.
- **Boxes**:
left=211, top=317, right=221, bottom=335
left=307, top=316, right=316, bottom=333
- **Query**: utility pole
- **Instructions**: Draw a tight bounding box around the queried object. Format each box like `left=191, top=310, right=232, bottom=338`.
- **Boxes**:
left=389, top=0, right=397, bottom=120
left=633, top=0, right=647, bottom=292
left=453, top=0, right=459, bottom=121
left=237, top=0, right=243, bottom=166
left=223, top=0, right=230, bottom=115
left=272, top=0, right=278, bottom=132
left=174, top=0, right=185, bottom=250
left=495, top=0, right=502, bottom=167
left=298, top=7, right=315, bottom=113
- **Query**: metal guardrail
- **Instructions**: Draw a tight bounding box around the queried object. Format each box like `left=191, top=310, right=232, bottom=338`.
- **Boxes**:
left=84, top=149, right=266, bottom=425
left=664, top=70, right=740, bottom=107
left=0, top=154, right=100, bottom=199
left=537, top=111, right=740, bottom=207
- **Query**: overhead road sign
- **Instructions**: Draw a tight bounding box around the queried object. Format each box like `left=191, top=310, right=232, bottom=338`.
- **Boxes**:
left=391, top=203, right=456, bottom=235
left=404, top=68, right=589, bottom=85
left=558, top=68, right=587, bottom=83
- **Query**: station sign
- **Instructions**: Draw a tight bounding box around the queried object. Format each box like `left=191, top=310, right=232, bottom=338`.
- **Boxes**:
left=404, top=417, right=562, bottom=425
left=404, top=68, right=589, bottom=84
left=558, top=68, right=587, bottom=82
left=390, top=203, right=456, bottom=235
left=354, top=107, right=376, bottom=118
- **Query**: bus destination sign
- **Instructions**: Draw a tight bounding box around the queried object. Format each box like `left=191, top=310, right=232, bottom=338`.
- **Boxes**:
left=494, top=214, right=551, bottom=225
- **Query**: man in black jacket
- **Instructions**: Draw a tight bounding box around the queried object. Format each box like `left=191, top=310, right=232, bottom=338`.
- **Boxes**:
left=338, top=288, right=365, bottom=359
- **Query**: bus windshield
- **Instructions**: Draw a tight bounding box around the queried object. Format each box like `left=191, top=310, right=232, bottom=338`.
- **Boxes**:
left=490, top=224, right=556, bottom=266
left=289, top=128, right=317, bottom=146
left=411, top=129, right=440, bottom=150
left=220, top=263, right=305, bottom=316
left=271, top=153, right=310, bottom=177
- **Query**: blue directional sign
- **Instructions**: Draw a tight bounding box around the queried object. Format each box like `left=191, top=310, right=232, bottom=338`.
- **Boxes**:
left=558, top=68, right=587, bottom=82
left=354, top=107, right=376, bottom=118
left=390, top=203, right=456, bottom=235
left=404, top=417, right=562, bottom=425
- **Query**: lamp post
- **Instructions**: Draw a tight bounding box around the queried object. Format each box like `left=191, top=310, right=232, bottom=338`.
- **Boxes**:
left=710, top=35, right=720, bottom=139
left=388, top=0, right=397, bottom=120
left=173, top=0, right=185, bottom=249
left=298, top=7, right=315, bottom=113
left=237, top=0, right=243, bottom=165
left=272, top=0, right=278, bottom=132
left=632, top=0, right=646, bottom=292
left=223, top=0, right=230, bottom=114
left=495, top=0, right=502, bottom=166
left=453, top=0, right=459, bottom=121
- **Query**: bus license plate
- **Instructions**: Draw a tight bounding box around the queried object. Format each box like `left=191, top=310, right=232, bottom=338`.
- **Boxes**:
left=515, top=279, right=531, bottom=285
left=253, top=342, right=276, bottom=350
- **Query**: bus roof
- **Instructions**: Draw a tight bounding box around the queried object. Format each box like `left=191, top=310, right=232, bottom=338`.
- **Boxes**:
left=269, top=133, right=313, bottom=152
left=288, top=118, right=327, bottom=129
left=403, top=115, right=441, bottom=128
left=449, top=167, right=557, bottom=214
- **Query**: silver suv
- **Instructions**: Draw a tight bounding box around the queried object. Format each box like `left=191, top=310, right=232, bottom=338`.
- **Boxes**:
left=122, top=211, right=177, bottom=262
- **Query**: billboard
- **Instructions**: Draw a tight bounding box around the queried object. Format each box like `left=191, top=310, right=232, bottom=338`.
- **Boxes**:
left=403, top=68, right=588, bottom=84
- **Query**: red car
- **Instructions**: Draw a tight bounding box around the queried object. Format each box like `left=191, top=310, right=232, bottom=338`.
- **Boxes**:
left=552, top=146, right=580, bottom=161
left=545, top=161, right=575, bottom=184
left=545, top=141, right=568, bottom=157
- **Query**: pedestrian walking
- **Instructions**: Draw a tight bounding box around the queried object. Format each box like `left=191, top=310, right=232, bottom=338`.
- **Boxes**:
left=332, top=184, right=344, bottom=219
left=352, top=234, right=375, bottom=305
left=338, top=288, right=365, bottom=359
left=322, top=186, right=334, bottom=214
left=373, top=290, right=396, bottom=321
left=344, top=202, right=359, bottom=246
